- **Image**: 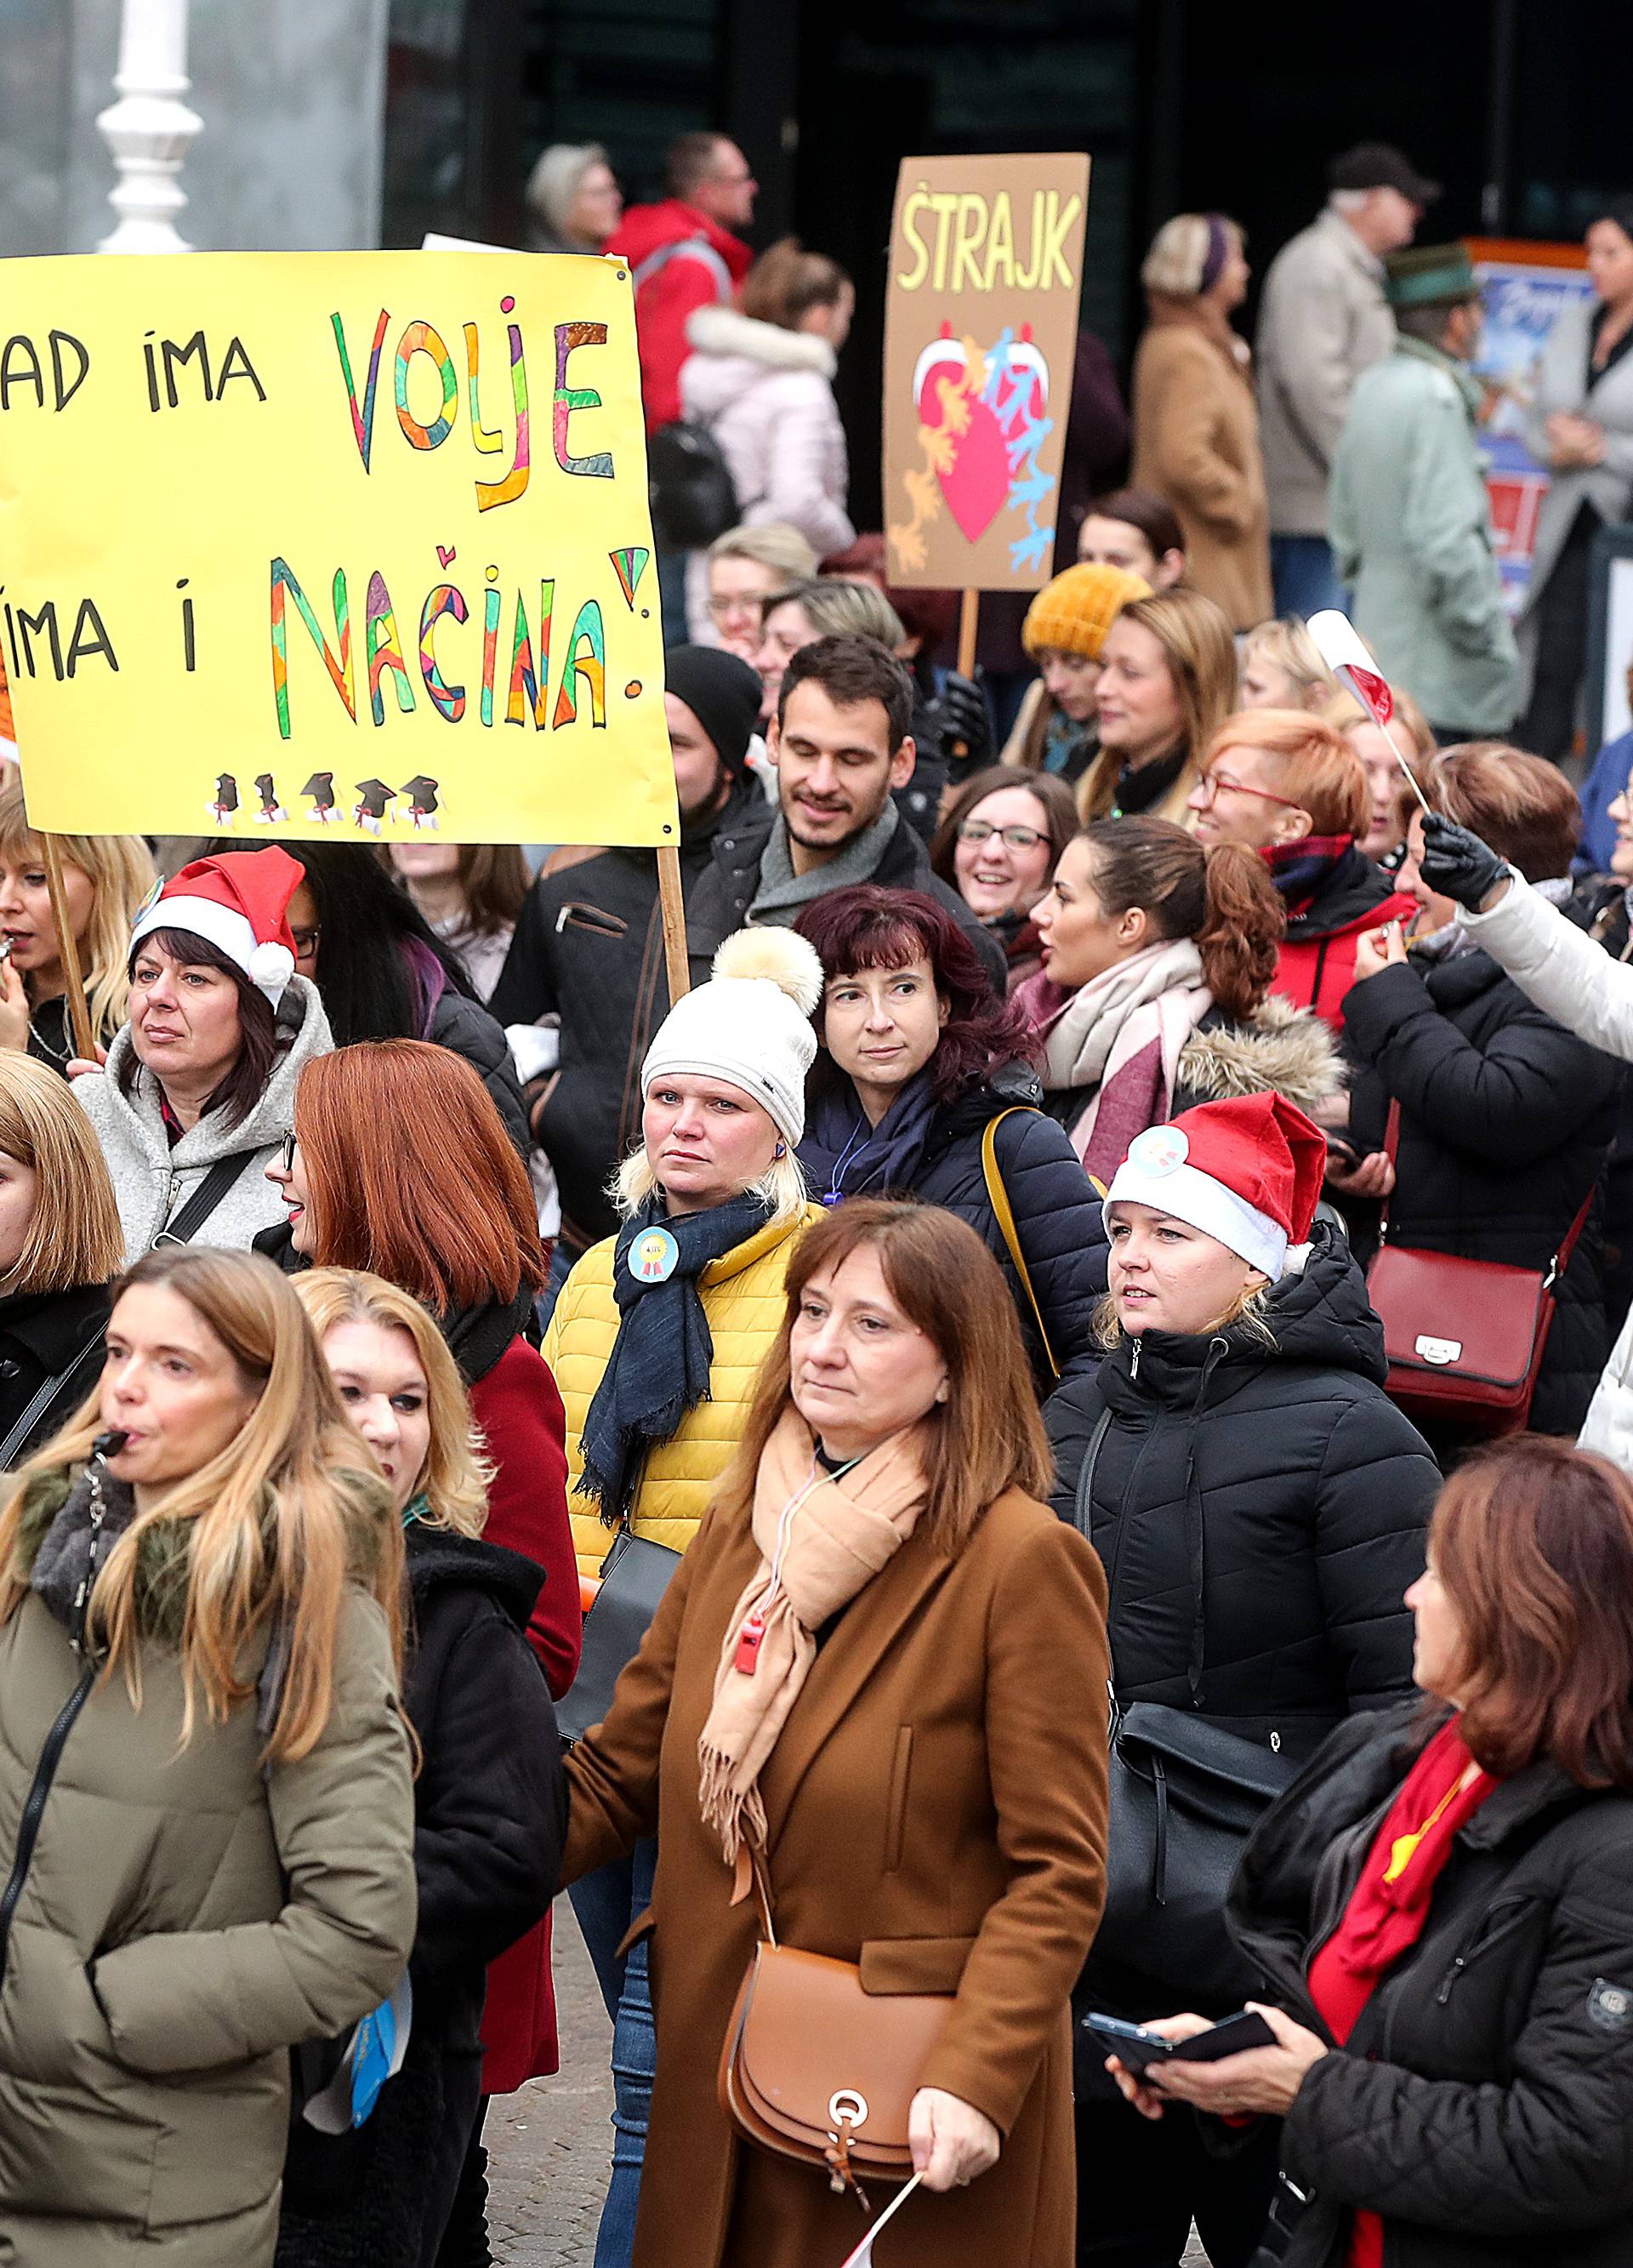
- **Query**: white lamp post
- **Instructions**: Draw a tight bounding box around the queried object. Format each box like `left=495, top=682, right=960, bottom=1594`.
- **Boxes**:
left=96, top=0, right=202, bottom=253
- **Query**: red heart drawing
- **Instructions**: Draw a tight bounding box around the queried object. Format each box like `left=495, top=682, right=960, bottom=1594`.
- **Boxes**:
left=936, top=395, right=1009, bottom=544
left=436, top=544, right=456, bottom=568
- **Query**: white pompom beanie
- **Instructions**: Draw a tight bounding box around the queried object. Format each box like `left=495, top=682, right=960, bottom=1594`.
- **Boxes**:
left=640, top=926, right=823, bottom=1147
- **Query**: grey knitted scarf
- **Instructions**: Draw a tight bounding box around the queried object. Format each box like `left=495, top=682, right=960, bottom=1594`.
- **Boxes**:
left=748, top=801, right=902, bottom=926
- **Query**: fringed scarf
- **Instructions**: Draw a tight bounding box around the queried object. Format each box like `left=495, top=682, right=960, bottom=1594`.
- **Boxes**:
left=698, top=1408, right=930, bottom=1864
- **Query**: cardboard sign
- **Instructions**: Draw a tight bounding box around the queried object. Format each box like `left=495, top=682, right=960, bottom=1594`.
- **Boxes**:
left=0, top=251, right=678, bottom=846
left=883, top=153, right=1090, bottom=593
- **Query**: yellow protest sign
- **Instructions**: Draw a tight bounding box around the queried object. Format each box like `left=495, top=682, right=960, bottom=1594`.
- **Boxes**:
left=0, top=251, right=678, bottom=846
left=883, top=154, right=1091, bottom=592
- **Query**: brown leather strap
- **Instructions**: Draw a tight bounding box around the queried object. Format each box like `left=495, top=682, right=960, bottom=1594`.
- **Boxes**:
left=731, top=1842, right=778, bottom=1946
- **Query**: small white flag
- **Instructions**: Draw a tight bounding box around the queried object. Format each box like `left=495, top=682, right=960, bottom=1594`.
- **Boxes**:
left=838, top=2171, right=925, bottom=2266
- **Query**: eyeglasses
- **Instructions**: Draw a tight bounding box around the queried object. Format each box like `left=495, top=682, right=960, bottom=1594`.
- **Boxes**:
left=957, top=818, right=1048, bottom=852
left=1194, top=767, right=1305, bottom=812
left=291, top=924, right=321, bottom=960
left=278, top=1131, right=299, bottom=1174
left=706, top=593, right=770, bottom=623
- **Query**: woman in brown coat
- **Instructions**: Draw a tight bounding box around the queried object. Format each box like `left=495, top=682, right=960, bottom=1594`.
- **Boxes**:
left=563, top=1199, right=1110, bottom=2268
left=1131, top=214, right=1273, bottom=631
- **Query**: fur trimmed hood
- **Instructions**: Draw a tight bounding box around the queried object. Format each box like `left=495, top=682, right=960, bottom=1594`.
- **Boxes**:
left=684, top=303, right=837, bottom=377
left=1176, top=994, right=1345, bottom=1115
left=9, top=1459, right=397, bottom=1644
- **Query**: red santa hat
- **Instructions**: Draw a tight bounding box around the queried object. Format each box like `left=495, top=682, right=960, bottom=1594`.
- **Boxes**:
left=130, top=846, right=304, bottom=1006
left=1102, top=1091, right=1327, bottom=1283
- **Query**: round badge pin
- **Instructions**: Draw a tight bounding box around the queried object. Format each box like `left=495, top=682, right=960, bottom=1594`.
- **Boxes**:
left=628, top=1226, right=680, bottom=1285
left=1127, top=1125, right=1189, bottom=1177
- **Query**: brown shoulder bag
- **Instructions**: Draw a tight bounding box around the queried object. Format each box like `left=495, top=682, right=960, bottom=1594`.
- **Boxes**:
left=716, top=1847, right=953, bottom=2209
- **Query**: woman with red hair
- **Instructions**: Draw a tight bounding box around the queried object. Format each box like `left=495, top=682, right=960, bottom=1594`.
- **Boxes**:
left=1115, top=1433, right=1633, bottom=2268
left=1187, top=708, right=1417, bottom=1029
left=261, top=1038, right=578, bottom=2257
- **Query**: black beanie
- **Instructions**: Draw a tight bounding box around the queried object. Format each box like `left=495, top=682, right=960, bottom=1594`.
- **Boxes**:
left=664, top=645, right=763, bottom=777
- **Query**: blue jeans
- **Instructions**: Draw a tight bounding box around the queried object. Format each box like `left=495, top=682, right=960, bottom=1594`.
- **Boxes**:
left=536, top=1236, right=577, bottom=1335
left=1270, top=533, right=1348, bottom=621
left=570, top=1839, right=658, bottom=2268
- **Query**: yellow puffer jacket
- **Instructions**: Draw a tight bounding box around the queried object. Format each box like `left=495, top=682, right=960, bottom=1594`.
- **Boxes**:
left=546, top=1204, right=822, bottom=1577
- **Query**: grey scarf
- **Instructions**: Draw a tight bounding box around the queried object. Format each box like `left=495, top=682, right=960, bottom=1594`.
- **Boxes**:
left=748, top=801, right=902, bottom=925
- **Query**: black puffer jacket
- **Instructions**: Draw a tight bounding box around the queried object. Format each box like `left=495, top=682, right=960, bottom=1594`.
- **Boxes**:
left=491, top=778, right=762, bottom=1257
left=685, top=800, right=1010, bottom=996
left=801, top=1062, right=1107, bottom=1390
left=278, top=1524, right=565, bottom=2262
left=1342, top=949, right=1622, bottom=1439
left=426, top=988, right=528, bottom=1157
left=1047, top=1226, right=1434, bottom=1736
left=1229, top=1701, right=1633, bottom=2268
left=0, top=1282, right=111, bottom=1462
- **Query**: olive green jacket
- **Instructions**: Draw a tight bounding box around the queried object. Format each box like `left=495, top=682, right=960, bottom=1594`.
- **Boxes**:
left=0, top=1469, right=416, bottom=2268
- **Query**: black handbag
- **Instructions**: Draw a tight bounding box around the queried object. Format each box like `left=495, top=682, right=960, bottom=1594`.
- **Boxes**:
left=555, top=1524, right=681, bottom=1746
left=1071, top=1410, right=1317, bottom=2009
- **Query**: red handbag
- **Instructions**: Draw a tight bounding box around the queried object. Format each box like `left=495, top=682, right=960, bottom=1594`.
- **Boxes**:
left=1365, top=1102, right=1595, bottom=1432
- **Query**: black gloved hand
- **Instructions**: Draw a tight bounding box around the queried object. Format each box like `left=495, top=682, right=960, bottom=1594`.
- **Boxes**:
left=930, top=670, right=995, bottom=781
left=1417, top=810, right=1509, bottom=912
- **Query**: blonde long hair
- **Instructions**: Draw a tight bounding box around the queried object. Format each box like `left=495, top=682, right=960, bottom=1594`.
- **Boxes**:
left=1, top=772, right=156, bottom=1041
left=0, top=1054, right=123, bottom=1294
left=0, top=1246, right=405, bottom=1762
left=1076, top=589, right=1238, bottom=824
left=294, top=1268, right=492, bottom=1539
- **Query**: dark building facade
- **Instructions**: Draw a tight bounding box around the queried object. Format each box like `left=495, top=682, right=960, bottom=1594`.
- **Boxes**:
left=383, top=0, right=1631, bottom=521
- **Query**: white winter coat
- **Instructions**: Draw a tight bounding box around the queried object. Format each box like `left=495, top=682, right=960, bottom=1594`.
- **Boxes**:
left=1459, top=874, right=1633, bottom=1463
left=680, top=304, right=853, bottom=639
left=73, top=975, right=334, bottom=1262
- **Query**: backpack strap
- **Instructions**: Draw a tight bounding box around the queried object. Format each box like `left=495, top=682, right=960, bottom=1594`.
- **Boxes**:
left=631, top=235, right=732, bottom=300
left=981, top=1108, right=1060, bottom=1382
left=151, top=1150, right=257, bottom=1251
left=0, top=1327, right=107, bottom=1470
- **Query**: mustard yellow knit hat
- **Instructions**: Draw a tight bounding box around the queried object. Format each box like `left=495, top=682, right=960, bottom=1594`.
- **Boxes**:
left=1022, top=562, right=1152, bottom=662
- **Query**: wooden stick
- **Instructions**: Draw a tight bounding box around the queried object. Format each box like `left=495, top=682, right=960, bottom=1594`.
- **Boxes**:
left=656, top=844, right=690, bottom=1006
left=957, top=586, right=980, bottom=677
left=40, top=835, right=97, bottom=1063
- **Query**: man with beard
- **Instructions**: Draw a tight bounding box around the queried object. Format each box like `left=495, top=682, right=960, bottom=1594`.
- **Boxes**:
left=688, top=634, right=1007, bottom=989
left=492, top=646, right=766, bottom=1293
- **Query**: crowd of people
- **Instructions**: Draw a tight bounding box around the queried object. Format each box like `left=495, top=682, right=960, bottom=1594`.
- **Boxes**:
left=5, top=119, right=1633, bottom=2268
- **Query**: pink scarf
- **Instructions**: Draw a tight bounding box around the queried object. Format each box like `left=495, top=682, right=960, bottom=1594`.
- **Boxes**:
left=698, top=1408, right=930, bottom=1864
left=1016, top=938, right=1212, bottom=1181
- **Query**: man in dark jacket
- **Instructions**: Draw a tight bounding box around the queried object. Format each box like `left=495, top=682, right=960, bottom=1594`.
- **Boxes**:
left=687, top=635, right=1009, bottom=992
left=491, top=646, right=765, bottom=1273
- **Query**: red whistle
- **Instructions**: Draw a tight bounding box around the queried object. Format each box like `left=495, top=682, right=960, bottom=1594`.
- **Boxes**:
left=734, top=1610, right=766, bottom=1677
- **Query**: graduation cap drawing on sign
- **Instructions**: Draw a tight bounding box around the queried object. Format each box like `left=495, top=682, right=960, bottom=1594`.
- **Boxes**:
left=302, top=771, right=339, bottom=823
left=354, top=778, right=395, bottom=835
left=400, top=775, right=440, bottom=828
left=253, top=772, right=287, bottom=824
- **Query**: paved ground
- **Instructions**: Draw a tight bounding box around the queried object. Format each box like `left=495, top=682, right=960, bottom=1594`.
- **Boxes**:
left=487, top=1901, right=1207, bottom=2265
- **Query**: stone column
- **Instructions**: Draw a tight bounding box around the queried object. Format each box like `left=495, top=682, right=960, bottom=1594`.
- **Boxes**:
left=96, top=0, right=202, bottom=252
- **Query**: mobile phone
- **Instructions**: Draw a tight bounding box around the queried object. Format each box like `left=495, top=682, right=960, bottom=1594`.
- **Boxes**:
left=1080, top=2013, right=1178, bottom=2075
left=1324, top=1131, right=1359, bottom=1166
left=1083, top=2009, right=1277, bottom=2075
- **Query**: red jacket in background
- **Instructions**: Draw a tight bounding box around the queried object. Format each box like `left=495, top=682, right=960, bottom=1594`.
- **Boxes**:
left=1270, top=852, right=1418, bottom=1033
left=468, top=1336, right=580, bottom=2091
left=608, top=198, right=753, bottom=432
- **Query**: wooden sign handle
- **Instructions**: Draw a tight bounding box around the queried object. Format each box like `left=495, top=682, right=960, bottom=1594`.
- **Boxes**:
left=657, top=844, right=690, bottom=1006
left=40, top=835, right=97, bottom=1063
left=956, top=586, right=980, bottom=678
